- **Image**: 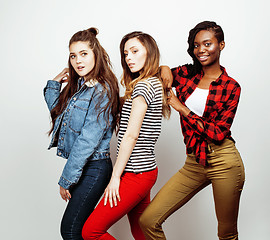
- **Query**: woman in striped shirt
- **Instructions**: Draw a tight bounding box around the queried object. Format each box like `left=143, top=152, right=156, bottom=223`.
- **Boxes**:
left=82, top=32, right=170, bottom=239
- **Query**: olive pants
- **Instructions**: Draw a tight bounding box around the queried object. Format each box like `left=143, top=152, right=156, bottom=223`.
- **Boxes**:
left=140, top=139, right=245, bottom=240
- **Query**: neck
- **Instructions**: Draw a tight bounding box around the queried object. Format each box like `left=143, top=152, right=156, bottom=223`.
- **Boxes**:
left=202, top=61, right=222, bottom=78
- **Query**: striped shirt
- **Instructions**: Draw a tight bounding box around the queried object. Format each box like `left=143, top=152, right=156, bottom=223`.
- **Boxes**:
left=117, top=77, right=163, bottom=173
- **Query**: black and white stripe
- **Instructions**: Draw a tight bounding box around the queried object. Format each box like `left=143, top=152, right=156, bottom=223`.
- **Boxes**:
left=117, top=77, right=163, bottom=173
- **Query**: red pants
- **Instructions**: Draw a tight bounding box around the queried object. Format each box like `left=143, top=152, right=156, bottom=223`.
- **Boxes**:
left=82, top=168, right=158, bottom=240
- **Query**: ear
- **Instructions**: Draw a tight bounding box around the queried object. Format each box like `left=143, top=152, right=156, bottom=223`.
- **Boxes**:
left=219, top=41, right=225, bottom=51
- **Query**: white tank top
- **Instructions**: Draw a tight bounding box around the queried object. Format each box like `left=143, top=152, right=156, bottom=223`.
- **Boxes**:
left=185, top=87, right=209, bottom=117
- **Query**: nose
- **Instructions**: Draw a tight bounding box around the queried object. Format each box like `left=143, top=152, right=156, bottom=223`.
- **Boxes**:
left=198, top=45, right=205, bottom=53
left=76, top=56, right=82, bottom=64
left=125, top=53, right=131, bottom=62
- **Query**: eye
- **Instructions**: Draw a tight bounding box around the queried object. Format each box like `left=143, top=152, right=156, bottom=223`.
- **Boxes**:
left=82, top=52, right=87, bottom=56
left=132, top=50, right=138, bottom=54
left=194, top=44, right=199, bottom=49
left=205, top=42, right=211, bottom=47
left=70, top=55, right=75, bottom=59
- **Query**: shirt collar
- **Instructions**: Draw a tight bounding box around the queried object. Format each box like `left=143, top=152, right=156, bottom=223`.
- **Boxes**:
left=197, top=66, right=228, bottom=87
left=78, top=77, right=98, bottom=88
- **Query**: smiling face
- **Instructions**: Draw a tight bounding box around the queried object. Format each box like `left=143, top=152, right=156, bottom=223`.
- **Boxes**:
left=193, top=30, right=225, bottom=67
left=69, top=41, right=95, bottom=77
left=124, top=37, right=147, bottom=73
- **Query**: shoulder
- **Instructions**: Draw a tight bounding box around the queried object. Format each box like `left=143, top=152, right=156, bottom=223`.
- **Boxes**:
left=137, top=77, right=162, bottom=89
left=220, top=70, right=241, bottom=90
left=171, top=64, right=193, bottom=77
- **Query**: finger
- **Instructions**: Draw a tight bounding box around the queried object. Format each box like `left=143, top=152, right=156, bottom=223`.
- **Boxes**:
left=109, top=192, right=113, bottom=208
left=62, top=68, right=69, bottom=75
left=116, top=191, right=121, bottom=202
left=104, top=190, right=108, bottom=206
left=113, top=193, right=117, bottom=207
left=66, top=190, right=71, bottom=200
left=61, top=194, right=66, bottom=202
left=169, top=89, right=175, bottom=96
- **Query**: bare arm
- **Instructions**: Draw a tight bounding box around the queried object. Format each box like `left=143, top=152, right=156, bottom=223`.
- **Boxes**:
left=160, top=65, right=173, bottom=89
left=104, top=96, right=147, bottom=207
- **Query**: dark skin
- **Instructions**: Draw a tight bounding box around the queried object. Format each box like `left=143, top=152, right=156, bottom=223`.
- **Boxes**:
left=161, top=30, right=225, bottom=127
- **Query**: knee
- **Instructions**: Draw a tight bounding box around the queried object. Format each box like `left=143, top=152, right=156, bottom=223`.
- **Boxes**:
left=81, top=224, right=93, bottom=240
left=139, top=210, right=157, bottom=231
left=60, top=220, right=70, bottom=240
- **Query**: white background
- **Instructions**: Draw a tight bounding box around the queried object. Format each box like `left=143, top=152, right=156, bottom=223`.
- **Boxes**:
left=1, top=0, right=269, bottom=239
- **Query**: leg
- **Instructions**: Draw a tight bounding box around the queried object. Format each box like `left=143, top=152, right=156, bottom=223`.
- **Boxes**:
left=82, top=169, right=157, bottom=240
left=207, top=141, right=245, bottom=240
left=128, top=193, right=150, bottom=240
left=61, top=159, right=112, bottom=240
left=140, top=156, right=210, bottom=240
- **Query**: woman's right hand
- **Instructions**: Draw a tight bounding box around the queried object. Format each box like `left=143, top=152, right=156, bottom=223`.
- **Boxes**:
left=160, top=65, right=173, bottom=89
left=53, top=68, right=69, bottom=83
left=104, top=176, right=121, bottom=208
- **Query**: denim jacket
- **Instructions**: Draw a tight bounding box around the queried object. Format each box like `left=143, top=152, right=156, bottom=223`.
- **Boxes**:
left=44, top=80, right=113, bottom=189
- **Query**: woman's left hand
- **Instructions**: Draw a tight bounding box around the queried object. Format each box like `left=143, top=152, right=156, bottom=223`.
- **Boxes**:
left=168, top=89, right=191, bottom=117
left=167, top=89, right=183, bottom=112
left=60, top=186, right=71, bottom=202
left=104, top=176, right=121, bottom=208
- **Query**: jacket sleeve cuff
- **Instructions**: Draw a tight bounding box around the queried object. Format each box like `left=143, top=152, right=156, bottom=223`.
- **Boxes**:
left=46, top=80, right=62, bottom=89
left=58, top=176, right=72, bottom=189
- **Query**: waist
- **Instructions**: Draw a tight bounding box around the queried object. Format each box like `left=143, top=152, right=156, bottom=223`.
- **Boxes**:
left=87, top=151, right=110, bottom=161
left=188, top=138, right=237, bottom=157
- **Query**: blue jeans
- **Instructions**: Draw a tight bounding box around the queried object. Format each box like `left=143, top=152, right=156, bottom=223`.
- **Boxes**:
left=60, top=158, right=112, bottom=240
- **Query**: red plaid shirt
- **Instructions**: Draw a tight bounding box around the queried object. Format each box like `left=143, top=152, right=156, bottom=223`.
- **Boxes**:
left=171, top=64, right=241, bottom=166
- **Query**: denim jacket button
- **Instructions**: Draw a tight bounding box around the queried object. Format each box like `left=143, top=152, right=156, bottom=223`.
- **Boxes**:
left=58, top=152, right=62, bottom=155
left=63, top=123, right=66, bottom=126
left=61, top=137, right=64, bottom=140
left=73, top=97, right=77, bottom=101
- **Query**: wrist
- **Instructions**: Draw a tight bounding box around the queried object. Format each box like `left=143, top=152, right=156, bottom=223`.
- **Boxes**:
left=111, top=174, right=121, bottom=179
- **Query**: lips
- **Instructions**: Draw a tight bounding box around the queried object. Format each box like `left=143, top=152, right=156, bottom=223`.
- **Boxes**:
left=77, top=66, right=85, bottom=71
left=128, top=63, right=135, bottom=68
left=198, top=55, right=209, bottom=62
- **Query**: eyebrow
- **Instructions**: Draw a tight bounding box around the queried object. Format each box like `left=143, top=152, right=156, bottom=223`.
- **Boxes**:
left=194, top=39, right=212, bottom=43
left=69, top=50, right=88, bottom=55
left=124, top=46, right=137, bottom=52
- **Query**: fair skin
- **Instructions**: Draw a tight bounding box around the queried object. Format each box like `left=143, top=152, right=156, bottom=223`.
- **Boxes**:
left=161, top=30, right=225, bottom=127
left=124, top=37, right=147, bottom=73
left=53, top=41, right=96, bottom=201
left=104, top=38, right=148, bottom=208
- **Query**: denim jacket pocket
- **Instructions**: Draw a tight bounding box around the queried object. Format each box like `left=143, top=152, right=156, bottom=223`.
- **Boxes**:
left=69, top=99, right=89, bottom=133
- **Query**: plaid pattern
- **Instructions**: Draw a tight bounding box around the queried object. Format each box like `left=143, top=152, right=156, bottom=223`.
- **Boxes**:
left=171, top=64, right=241, bottom=166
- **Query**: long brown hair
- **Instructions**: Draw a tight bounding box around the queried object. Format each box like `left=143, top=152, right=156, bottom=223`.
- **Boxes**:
left=49, top=28, right=119, bottom=134
left=119, top=31, right=170, bottom=119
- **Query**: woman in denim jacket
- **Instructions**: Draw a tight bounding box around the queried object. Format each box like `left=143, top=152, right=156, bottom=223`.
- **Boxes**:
left=44, top=28, right=119, bottom=240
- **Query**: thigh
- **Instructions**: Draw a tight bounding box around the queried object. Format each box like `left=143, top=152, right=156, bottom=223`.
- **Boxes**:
left=128, top=192, right=151, bottom=224
left=142, top=158, right=210, bottom=225
left=210, top=149, right=245, bottom=225
left=83, top=170, right=157, bottom=233
left=61, top=159, right=112, bottom=234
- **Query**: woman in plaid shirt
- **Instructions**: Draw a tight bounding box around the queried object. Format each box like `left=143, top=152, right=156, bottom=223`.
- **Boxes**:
left=140, top=21, right=245, bottom=240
